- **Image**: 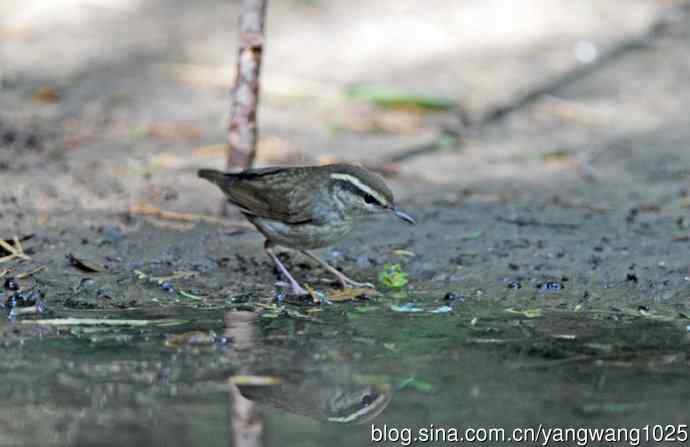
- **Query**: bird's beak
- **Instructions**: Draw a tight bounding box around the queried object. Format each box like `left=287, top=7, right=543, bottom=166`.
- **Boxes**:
left=392, top=207, right=415, bottom=225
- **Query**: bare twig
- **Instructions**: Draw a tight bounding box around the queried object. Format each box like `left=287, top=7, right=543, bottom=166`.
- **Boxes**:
left=226, top=0, right=268, bottom=170
left=0, top=237, right=31, bottom=263
left=128, top=204, right=253, bottom=230
left=16, top=266, right=46, bottom=279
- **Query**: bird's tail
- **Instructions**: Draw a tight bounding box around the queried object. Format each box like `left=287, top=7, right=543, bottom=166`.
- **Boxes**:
left=198, top=169, right=229, bottom=186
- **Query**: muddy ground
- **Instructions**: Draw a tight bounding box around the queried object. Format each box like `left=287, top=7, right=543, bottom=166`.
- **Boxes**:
left=1, top=0, right=690, bottom=445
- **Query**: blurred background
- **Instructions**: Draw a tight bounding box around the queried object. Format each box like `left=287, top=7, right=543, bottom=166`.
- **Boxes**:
left=2, top=0, right=689, bottom=233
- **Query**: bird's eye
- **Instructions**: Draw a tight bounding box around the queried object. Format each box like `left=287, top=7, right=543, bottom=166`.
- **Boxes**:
left=364, top=194, right=378, bottom=205
left=361, top=393, right=377, bottom=406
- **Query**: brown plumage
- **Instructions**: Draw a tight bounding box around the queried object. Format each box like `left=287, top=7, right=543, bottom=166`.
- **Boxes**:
left=198, top=164, right=414, bottom=296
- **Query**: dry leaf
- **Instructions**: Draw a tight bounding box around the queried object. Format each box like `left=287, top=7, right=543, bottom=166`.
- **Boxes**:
left=192, top=144, right=227, bottom=158
left=32, top=86, right=60, bottom=103
left=67, top=253, right=103, bottom=273
left=165, top=331, right=212, bottom=348
left=328, top=287, right=380, bottom=302
left=148, top=122, right=201, bottom=139
left=392, top=249, right=415, bottom=257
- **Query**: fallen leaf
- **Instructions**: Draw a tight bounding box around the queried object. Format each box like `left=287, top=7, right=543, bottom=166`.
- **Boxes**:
left=390, top=303, right=424, bottom=313
left=165, top=331, right=212, bottom=348
left=430, top=305, right=452, bottom=314
left=229, top=375, right=282, bottom=386
left=505, top=308, right=544, bottom=318
left=147, top=122, right=201, bottom=139
left=345, top=84, right=456, bottom=111
left=397, top=377, right=434, bottom=393
left=378, top=263, right=409, bottom=288
left=31, top=86, right=60, bottom=103
left=67, top=253, right=103, bottom=273
left=328, top=287, right=380, bottom=302
left=177, top=289, right=204, bottom=300
left=462, top=231, right=483, bottom=240
left=192, top=143, right=227, bottom=157
left=392, top=249, right=415, bottom=257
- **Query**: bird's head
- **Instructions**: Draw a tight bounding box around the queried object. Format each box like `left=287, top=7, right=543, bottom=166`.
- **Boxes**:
left=327, top=164, right=415, bottom=224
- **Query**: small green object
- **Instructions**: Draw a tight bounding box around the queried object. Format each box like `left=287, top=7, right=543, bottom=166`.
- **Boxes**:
left=345, top=84, right=457, bottom=111
left=462, top=230, right=483, bottom=240
left=378, top=263, right=408, bottom=288
left=398, top=377, right=434, bottom=393
left=177, top=289, right=204, bottom=301
left=390, top=303, right=423, bottom=313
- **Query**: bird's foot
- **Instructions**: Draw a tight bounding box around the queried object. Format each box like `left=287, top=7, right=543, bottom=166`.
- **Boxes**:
left=288, top=282, right=310, bottom=297
left=335, top=273, right=375, bottom=290
left=274, top=279, right=310, bottom=297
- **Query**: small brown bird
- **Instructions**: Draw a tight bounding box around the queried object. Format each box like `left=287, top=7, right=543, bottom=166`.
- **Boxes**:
left=198, top=164, right=415, bottom=295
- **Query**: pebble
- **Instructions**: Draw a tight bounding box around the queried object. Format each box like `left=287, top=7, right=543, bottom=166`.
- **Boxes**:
left=540, top=281, right=563, bottom=291
left=4, top=277, right=19, bottom=291
left=443, top=292, right=464, bottom=302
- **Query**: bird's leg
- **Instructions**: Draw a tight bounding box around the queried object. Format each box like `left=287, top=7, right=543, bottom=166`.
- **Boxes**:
left=265, top=242, right=309, bottom=296
left=300, top=250, right=375, bottom=289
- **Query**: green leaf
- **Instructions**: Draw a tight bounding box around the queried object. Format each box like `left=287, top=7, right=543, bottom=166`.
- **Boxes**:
left=378, top=263, right=409, bottom=288
left=345, top=84, right=457, bottom=110
left=398, top=377, right=434, bottom=393
left=462, top=230, right=483, bottom=240
left=505, top=308, right=544, bottom=318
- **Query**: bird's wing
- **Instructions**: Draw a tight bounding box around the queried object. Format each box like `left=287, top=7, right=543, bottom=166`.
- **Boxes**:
left=219, top=167, right=317, bottom=223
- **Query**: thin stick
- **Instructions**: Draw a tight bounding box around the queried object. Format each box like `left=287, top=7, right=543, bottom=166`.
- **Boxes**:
left=16, top=266, right=46, bottom=279
left=128, top=204, right=252, bottom=230
left=0, top=237, right=31, bottom=263
left=226, top=0, right=268, bottom=170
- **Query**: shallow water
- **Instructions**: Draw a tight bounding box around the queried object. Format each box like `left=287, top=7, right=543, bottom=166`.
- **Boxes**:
left=1, top=292, right=689, bottom=447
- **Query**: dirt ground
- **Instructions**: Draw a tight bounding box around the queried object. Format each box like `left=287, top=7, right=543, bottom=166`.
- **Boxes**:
left=2, top=0, right=689, bottom=312
left=2, top=1, right=690, bottom=445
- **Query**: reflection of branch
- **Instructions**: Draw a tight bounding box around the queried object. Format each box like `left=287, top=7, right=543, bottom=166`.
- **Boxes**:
left=229, top=382, right=263, bottom=447
left=225, top=311, right=263, bottom=447
left=480, top=2, right=690, bottom=126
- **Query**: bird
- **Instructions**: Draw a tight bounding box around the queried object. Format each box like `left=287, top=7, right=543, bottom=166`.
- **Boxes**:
left=198, top=164, right=415, bottom=296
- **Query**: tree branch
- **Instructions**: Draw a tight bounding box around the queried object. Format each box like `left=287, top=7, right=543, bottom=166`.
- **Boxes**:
left=226, top=0, right=268, bottom=170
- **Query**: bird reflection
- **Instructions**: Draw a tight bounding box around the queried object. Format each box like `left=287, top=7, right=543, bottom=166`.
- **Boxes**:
left=224, top=309, right=393, bottom=441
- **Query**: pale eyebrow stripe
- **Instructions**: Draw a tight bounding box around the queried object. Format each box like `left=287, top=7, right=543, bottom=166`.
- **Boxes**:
left=330, top=173, right=386, bottom=204
left=326, top=393, right=389, bottom=423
